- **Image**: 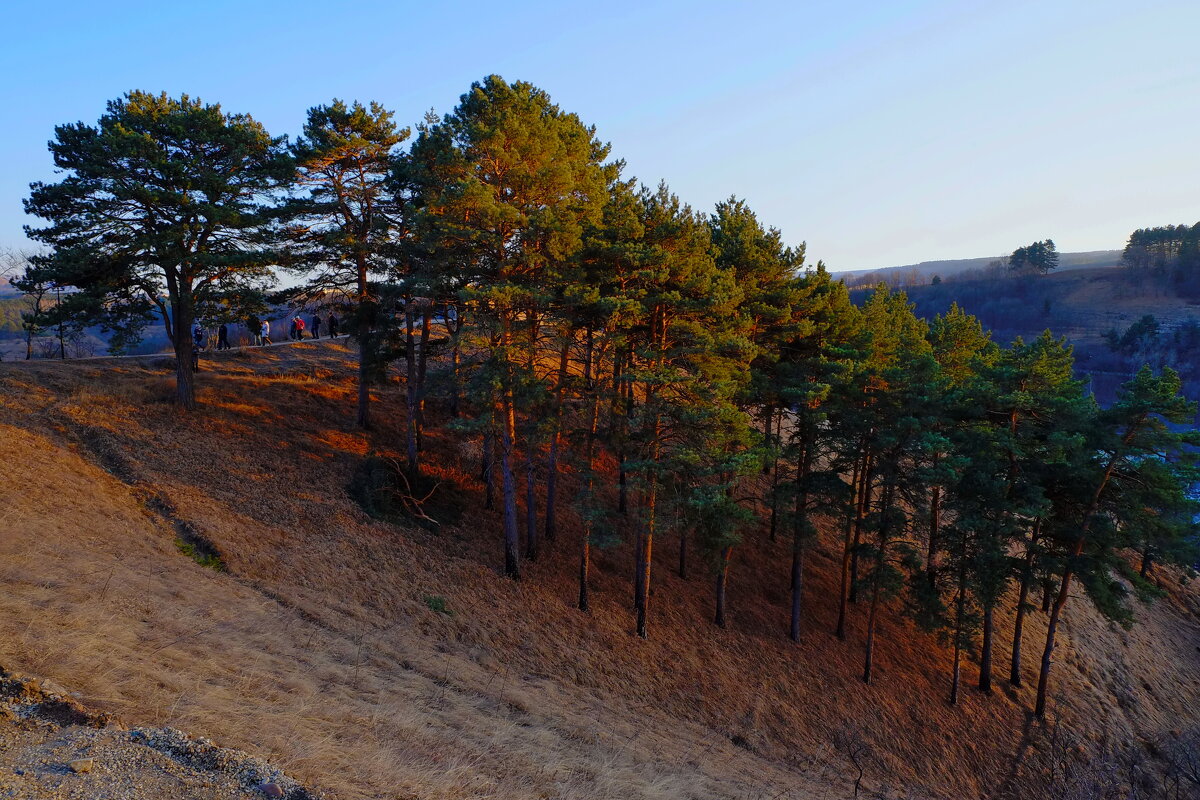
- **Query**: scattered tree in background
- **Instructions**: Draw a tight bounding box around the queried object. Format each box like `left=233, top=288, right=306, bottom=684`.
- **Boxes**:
left=1009, top=239, right=1059, bottom=276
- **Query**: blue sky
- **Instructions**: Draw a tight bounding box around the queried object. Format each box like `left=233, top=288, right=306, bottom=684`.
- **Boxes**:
left=3, top=0, right=1198, bottom=270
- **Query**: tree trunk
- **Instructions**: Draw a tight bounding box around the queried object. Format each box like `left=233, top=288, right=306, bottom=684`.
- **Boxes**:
left=926, top=485, right=940, bottom=588
left=978, top=604, right=994, bottom=693
left=1034, top=426, right=1137, bottom=716
left=415, top=303, right=432, bottom=450
left=482, top=429, right=495, bottom=510
left=355, top=258, right=371, bottom=429
left=714, top=546, right=732, bottom=628
left=849, top=457, right=872, bottom=605
left=578, top=382, right=601, bottom=613
left=836, top=452, right=865, bottom=641
left=863, top=483, right=892, bottom=685
left=1041, top=580, right=1052, bottom=613
left=171, top=294, right=197, bottom=411
left=1140, top=548, right=1153, bottom=578
left=500, top=316, right=521, bottom=580
left=1035, top=539, right=1083, bottom=716
left=404, top=301, right=418, bottom=479
left=618, top=354, right=634, bottom=514
left=634, top=527, right=645, bottom=611
left=636, top=410, right=661, bottom=639
left=1010, top=523, right=1039, bottom=687
left=768, top=408, right=781, bottom=542
left=544, top=333, right=572, bottom=544
left=448, top=308, right=462, bottom=417
left=950, top=575, right=965, bottom=705
left=790, top=441, right=811, bottom=642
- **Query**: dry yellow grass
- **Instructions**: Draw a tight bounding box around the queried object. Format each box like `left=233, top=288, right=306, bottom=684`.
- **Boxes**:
left=1, top=340, right=1198, bottom=799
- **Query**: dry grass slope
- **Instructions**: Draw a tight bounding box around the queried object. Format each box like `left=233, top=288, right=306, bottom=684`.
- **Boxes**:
left=1, top=341, right=1198, bottom=799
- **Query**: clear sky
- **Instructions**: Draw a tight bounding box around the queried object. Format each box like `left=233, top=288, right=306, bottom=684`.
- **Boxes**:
left=3, top=0, right=1198, bottom=270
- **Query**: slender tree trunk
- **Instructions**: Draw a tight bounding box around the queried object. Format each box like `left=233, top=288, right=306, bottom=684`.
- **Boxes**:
left=636, top=432, right=658, bottom=639
left=355, top=258, right=371, bottom=429
left=836, top=452, right=865, bottom=641
left=404, top=301, right=419, bottom=479
left=482, top=428, right=495, bottom=510
left=578, top=373, right=601, bottom=613
left=978, top=605, right=994, bottom=693
left=790, top=440, right=811, bottom=642
left=1041, top=580, right=1052, bottom=613
left=415, top=303, right=432, bottom=450
left=500, top=316, right=520, bottom=580
left=769, top=408, right=781, bottom=542
left=1036, top=560, right=1074, bottom=716
left=926, top=484, right=941, bottom=588
left=448, top=309, right=462, bottom=418
left=545, top=333, right=572, bottom=545
left=1010, top=523, right=1039, bottom=687
left=619, top=362, right=633, bottom=514
left=862, top=484, right=891, bottom=685
left=714, top=546, right=732, bottom=628
left=634, top=527, right=645, bottom=611
left=950, top=566, right=966, bottom=705
left=523, top=309, right=539, bottom=560
left=850, top=455, right=873, bottom=605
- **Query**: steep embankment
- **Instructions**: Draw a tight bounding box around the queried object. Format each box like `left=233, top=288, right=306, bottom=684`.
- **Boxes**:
left=1, top=342, right=1198, bottom=799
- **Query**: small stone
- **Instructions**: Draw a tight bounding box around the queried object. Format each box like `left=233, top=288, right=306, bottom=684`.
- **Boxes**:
left=69, top=758, right=94, bottom=774
left=259, top=782, right=285, bottom=798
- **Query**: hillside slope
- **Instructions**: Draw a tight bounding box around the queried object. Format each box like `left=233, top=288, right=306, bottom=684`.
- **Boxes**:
left=1, top=342, right=1198, bottom=798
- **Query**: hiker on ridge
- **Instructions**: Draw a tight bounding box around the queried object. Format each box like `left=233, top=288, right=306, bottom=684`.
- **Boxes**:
left=261, top=320, right=272, bottom=346
left=311, top=314, right=321, bottom=340
left=328, top=312, right=339, bottom=338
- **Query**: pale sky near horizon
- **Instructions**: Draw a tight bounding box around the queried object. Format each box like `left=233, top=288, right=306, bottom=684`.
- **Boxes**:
left=2, top=0, right=1198, bottom=271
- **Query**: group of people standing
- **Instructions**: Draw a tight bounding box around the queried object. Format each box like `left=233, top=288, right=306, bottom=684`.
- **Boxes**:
left=285, top=312, right=339, bottom=342
left=191, top=310, right=343, bottom=353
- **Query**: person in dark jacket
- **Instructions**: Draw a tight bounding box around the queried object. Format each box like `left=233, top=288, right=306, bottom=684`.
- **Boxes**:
left=328, top=312, right=339, bottom=338
left=288, top=318, right=297, bottom=340
left=311, top=314, right=322, bottom=340
left=217, top=323, right=230, bottom=350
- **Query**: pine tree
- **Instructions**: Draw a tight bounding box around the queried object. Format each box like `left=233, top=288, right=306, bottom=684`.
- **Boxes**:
left=627, top=183, right=746, bottom=638
left=1034, top=366, right=1196, bottom=716
left=280, top=99, right=409, bottom=429
left=24, top=91, right=292, bottom=408
left=405, top=76, right=611, bottom=578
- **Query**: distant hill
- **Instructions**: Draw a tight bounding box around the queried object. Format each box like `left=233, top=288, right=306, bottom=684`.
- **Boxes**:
left=836, top=249, right=1122, bottom=283
left=850, top=265, right=1200, bottom=407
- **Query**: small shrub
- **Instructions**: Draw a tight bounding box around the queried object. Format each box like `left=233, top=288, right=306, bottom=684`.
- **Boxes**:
left=423, top=594, right=453, bottom=616
left=175, top=538, right=224, bottom=571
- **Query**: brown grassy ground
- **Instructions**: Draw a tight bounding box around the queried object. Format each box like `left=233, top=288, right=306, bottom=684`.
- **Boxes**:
left=1, top=340, right=1198, bottom=799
